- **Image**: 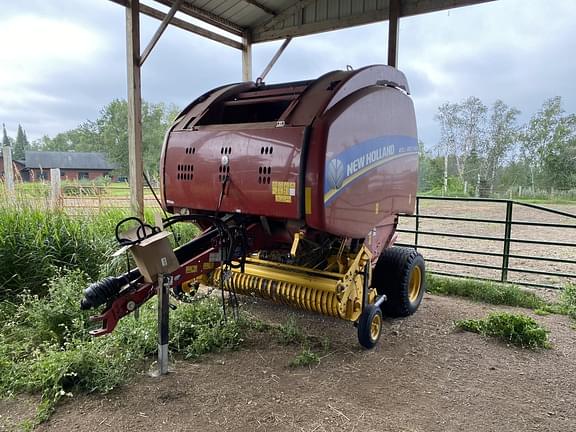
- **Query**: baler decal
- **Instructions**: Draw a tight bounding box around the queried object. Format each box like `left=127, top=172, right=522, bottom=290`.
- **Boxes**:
left=324, top=135, right=418, bottom=205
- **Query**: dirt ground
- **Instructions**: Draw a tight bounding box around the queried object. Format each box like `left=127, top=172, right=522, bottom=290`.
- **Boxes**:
left=397, top=201, right=576, bottom=289
left=2, top=294, right=575, bottom=432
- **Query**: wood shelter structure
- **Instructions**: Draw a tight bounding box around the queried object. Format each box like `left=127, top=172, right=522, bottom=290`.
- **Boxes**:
left=107, top=0, right=496, bottom=217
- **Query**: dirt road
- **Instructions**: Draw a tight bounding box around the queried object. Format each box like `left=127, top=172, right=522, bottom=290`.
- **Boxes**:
left=2, top=294, right=572, bottom=432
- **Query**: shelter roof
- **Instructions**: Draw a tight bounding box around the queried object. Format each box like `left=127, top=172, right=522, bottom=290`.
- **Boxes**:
left=111, top=0, right=495, bottom=43
left=24, top=151, right=116, bottom=170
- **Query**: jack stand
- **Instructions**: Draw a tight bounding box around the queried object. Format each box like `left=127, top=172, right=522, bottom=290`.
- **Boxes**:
left=152, top=273, right=172, bottom=376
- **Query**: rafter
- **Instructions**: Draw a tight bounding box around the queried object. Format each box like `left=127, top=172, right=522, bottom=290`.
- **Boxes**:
left=108, top=0, right=243, bottom=50
left=243, top=0, right=276, bottom=16
left=153, top=0, right=245, bottom=36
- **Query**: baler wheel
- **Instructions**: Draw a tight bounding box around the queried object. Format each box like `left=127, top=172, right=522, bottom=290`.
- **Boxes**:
left=357, top=304, right=383, bottom=349
left=373, top=247, right=425, bottom=317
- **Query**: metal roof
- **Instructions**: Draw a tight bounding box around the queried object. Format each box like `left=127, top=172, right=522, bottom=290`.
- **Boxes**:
left=24, top=151, right=116, bottom=170
left=142, top=0, right=496, bottom=42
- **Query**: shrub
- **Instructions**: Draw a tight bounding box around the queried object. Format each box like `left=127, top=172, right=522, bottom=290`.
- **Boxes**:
left=455, top=312, right=550, bottom=349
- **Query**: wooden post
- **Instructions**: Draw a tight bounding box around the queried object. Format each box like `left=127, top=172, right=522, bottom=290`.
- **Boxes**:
left=242, top=31, right=252, bottom=81
left=2, top=146, right=15, bottom=199
left=50, top=168, right=62, bottom=210
left=126, top=0, right=144, bottom=219
left=388, top=0, right=400, bottom=67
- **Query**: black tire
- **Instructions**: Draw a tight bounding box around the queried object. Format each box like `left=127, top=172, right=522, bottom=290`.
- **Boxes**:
left=357, top=304, right=383, bottom=349
left=373, top=246, right=425, bottom=317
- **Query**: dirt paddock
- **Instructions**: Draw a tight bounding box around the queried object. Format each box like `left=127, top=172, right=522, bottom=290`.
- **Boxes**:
left=2, top=294, right=575, bottom=432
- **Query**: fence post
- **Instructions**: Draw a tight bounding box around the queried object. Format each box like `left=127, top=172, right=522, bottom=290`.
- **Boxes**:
left=414, top=196, right=420, bottom=250
left=50, top=168, right=62, bottom=210
left=2, top=145, right=15, bottom=200
left=501, top=200, right=513, bottom=282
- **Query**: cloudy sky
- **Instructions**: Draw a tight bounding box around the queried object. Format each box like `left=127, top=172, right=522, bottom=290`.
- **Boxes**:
left=1, top=0, right=575, bottom=147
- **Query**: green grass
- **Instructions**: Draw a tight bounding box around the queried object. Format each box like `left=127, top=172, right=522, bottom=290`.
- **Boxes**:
left=427, top=275, right=576, bottom=322
left=289, top=348, right=320, bottom=368
left=427, top=274, right=548, bottom=309
left=275, top=315, right=306, bottom=345
left=455, top=312, right=550, bottom=349
left=0, top=204, right=198, bottom=301
left=0, top=271, right=247, bottom=427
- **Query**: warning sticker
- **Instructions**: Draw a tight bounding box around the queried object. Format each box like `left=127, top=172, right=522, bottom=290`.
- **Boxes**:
left=275, top=195, right=292, bottom=203
left=272, top=181, right=296, bottom=203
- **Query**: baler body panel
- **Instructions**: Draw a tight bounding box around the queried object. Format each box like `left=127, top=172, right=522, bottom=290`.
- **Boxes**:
left=163, top=127, right=306, bottom=219
left=306, top=86, right=418, bottom=238
left=161, top=64, right=418, bottom=239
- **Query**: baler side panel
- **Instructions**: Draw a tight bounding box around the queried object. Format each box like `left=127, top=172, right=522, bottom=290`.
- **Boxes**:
left=307, top=86, right=418, bottom=238
left=163, top=128, right=306, bottom=219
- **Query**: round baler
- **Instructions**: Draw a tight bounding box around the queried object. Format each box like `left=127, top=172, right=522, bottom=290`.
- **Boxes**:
left=82, top=64, right=425, bottom=348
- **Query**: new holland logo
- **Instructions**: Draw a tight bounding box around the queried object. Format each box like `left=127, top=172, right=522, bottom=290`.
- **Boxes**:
left=327, top=158, right=345, bottom=190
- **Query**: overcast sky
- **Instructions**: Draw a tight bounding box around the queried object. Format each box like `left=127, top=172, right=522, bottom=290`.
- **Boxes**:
left=1, top=0, right=575, bottom=148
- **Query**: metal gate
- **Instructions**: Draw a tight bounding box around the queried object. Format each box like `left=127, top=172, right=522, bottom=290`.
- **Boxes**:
left=396, top=197, right=576, bottom=290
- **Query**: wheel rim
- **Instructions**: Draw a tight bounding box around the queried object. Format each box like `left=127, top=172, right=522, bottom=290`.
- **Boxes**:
left=408, top=265, right=422, bottom=303
left=370, top=313, right=382, bottom=341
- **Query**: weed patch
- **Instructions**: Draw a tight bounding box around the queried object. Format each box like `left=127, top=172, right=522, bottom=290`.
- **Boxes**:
left=276, top=315, right=306, bottom=345
left=290, top=348, right=320, bottom=368
left=455, top=312, right=550, bottom=349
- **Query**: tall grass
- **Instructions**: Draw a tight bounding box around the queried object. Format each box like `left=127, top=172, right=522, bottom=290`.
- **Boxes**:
left=0, top=206, right=121, bottom=299
left=0, top=201, right=198, bottom=301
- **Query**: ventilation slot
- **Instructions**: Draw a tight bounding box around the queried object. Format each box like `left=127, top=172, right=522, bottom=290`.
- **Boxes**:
left=258, top=166, right=272, bottom=185
left=260, top=146, right=273, bottom=155
left=177, top=164, right=194, bottom=181
left=218, top=165, right=230, bottom=182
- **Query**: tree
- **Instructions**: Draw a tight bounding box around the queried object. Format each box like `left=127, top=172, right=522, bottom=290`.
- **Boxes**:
left=13, top=124, right=30, bottom=160
left=2, top=124, right=10, bottom=147
left=482, top=100, right=520, bottom=192
left=39, top=99, right=181, bottom=178
left=435, top=97, right=488, bottom=188
left=521, top=97, right=576, bottom=190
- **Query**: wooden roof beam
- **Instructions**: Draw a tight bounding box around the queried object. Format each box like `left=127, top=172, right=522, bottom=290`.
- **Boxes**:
left=153, top=0, right=245, bottom=36
left=243, top=0, right=277, bottom=16
left=108, top=0, right=243, bottom=50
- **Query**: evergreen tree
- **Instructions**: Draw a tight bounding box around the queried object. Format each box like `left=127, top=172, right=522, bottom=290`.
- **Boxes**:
left=13, top=124, right=29, bottom=160
left=2, top=124, right=10, bottom=147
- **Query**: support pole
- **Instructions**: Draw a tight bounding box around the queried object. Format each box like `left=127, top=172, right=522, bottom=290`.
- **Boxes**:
left=242, top=31, right=252, bottom=81
left=2, top=146, right=15, bottom=199
left=388, top=0, right=400, bottom=67
left=126, top=0, right=144, bottom=219
left=157, top=274, right=171, bottom=375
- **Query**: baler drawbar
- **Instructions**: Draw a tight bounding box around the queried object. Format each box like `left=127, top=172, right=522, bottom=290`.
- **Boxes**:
left=82, top=64, right=426, bottom=348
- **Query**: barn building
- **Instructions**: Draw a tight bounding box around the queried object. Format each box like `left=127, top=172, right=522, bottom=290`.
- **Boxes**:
left=20, top=151, right=116, bottom=181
